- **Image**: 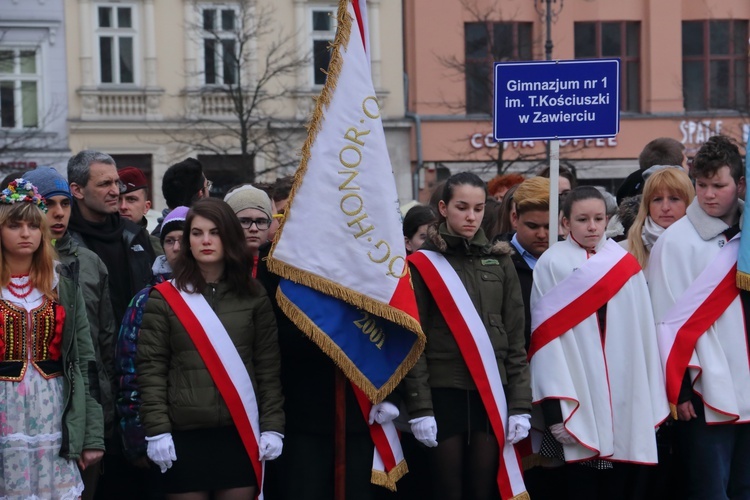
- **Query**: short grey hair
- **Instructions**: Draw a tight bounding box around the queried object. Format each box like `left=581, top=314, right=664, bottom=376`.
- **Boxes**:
left=67, top=150, right=116, bottom=187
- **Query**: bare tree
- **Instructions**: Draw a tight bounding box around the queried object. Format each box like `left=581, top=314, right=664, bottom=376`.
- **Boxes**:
left=157, top=0, right=310, bottom=183
left=429, top=0, right=602, bottom=177
left=429, top=0, right=548, bottom=175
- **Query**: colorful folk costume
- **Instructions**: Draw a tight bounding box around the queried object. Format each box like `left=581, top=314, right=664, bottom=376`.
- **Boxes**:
left=529, top=237, right=669, bottom=464
left=0, top=274, right=102, bottom=499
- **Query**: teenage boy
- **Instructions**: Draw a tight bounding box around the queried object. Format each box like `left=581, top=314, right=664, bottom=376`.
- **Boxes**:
left=649, top=135, right=750, bottom=499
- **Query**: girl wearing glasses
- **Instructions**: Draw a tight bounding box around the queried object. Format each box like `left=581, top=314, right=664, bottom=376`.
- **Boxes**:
left=224, top=185, right=274, bottom=278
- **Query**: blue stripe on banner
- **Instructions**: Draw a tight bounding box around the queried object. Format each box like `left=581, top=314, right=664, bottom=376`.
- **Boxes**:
left=279, top=279, right=415, bottom=389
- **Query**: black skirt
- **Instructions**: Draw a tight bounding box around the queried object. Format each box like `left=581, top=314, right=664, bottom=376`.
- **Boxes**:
left=158, top=426, right=257, bottom=493
left=431, top=388, right=494, bottom=441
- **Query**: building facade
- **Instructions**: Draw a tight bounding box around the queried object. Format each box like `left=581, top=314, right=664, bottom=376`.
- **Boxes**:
left=404, top=0, right=750, bottom=199
left=64, top=0, right=411, bottom=208
left=1, top=0, right=71, bottom=174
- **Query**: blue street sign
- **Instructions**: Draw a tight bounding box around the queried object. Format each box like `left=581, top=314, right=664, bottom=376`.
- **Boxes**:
left=493, top=59, right=620, bottom=141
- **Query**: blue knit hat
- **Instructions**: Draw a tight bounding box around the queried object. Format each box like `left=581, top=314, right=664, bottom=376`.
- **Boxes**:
left=23, top=167, right=71, bottom=200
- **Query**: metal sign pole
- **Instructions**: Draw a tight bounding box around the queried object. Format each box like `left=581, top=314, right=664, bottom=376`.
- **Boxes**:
left=549, top=139, right=559, bottom=246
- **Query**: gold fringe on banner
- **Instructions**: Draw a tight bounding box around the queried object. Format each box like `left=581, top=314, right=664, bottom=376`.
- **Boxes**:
left=737, top=270, right=750, bottom=291
left=266, top=0, right=425, bottom=403
left=370, top=460, right=409, bottom=492
left=268, top=258, right=423, bottom=335
left=276, top=287, right=423, bottom=404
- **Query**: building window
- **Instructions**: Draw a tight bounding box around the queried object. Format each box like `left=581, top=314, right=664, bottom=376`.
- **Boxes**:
left=201, top=6, right=239, bottom=86
left=465, top=22, right=532, bottom=115
left=311, top=7, right=336, bottom=86
left=574, top=21, right=640, bottom=113
left=0, top=48, right=40, bottom=129
left=96, top=3, right=137, bottom=84
left=197, top=154, right=249, bottom=198
left=682, top=20, right=748, bottom=112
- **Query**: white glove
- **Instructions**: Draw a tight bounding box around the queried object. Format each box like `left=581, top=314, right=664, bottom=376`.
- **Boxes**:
left=506, top=414, right=531, bottom=444
left=145, top=433, right=176, bottom=473
left=368, top=402, right=399, bottom=425
left=409, top=416, right=438, bottom=447
left=549, top=423, right=576, bottom=445
left=259, top=431, right=284, bottom=461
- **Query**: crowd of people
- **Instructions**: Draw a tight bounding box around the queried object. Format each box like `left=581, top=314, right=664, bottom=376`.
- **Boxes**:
left=0, top=134, right=747, bottom=500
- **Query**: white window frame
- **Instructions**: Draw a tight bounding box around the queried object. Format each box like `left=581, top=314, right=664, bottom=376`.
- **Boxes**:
left=0, top=46, right=42, bottom=130
left=199, top=3, right=241, bottom=87
left=94, top=2, right=140, bottom=86
left=308, top=5, right=337, bottom=88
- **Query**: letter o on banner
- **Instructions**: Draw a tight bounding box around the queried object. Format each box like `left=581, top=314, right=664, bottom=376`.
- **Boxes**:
left=340, top=193, right=364, bottom=217
left=339, top=145, right=362, bottom=169
left=362, top=96, right=380, bottom=119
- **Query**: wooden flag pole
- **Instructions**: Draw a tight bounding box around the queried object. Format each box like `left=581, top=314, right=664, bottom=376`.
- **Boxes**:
left=334, top=369, right=347, bottom=500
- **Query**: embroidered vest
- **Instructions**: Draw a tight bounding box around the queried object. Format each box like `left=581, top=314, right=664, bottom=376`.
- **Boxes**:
left=0, top=298, right=64, bottom=381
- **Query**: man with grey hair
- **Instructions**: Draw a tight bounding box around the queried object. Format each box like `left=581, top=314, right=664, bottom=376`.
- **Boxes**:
left=66, top=150, right=156, bottom=499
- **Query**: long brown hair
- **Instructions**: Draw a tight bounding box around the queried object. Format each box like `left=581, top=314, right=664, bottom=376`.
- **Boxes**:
left=173, top=198, right=259, bottom=296
left=627, top=168, right=694, bottom=269
left=0, top=202, right=57, bottom=300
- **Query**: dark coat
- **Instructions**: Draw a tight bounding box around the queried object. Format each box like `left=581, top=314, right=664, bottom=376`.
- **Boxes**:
left=137, top=280, right=284, bottom=436
left=405, top=224, right=532, bottom=418
left=256, top=244, right=372, bottom=435
left=58, top=276, right=106, bottom=458
left=56, top=232, right=117, bottom=439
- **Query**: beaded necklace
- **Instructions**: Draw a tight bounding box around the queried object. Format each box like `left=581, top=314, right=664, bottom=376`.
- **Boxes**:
left=7, top=274, right=32, bottom=299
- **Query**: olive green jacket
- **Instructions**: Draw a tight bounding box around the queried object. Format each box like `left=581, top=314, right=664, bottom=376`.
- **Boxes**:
left=137, top=280, right=284, bottom=436
left=56, top=233, right=117, bottom=439
left=58, top=276, right=106, bottom=458
left=405, top=224, right=532, bottom=418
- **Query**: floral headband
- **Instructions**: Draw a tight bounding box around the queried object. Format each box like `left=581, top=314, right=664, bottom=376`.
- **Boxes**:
left=0, top=178, right=47, bottom=213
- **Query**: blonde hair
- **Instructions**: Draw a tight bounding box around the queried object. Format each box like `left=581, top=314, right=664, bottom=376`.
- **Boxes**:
left=0, top=203, right=57, bottom=300
left=514, top=177, right=550, bottom=215
left=626, top=168, right=695, bottom=269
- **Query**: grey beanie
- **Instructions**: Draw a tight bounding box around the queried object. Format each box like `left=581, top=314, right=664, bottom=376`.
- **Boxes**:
left=223, top=185, right=272, bottom=219
left=22, top=167, right=71, bottom=199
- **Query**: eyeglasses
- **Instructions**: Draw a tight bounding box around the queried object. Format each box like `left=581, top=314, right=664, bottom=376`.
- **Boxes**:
left=204, top=179, right=213, bottom=193
left=238, top=217, right=271, bottom=230
left=163, top=237, right=181, bottom=247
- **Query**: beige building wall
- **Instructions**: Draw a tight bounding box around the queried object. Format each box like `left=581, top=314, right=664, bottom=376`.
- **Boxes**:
left=404, top=0, right=750, bottom=199
left=64, top=0, right=411, bottom=208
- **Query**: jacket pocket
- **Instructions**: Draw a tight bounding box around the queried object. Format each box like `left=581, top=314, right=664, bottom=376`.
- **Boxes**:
left=487, top=313, right=509, bottom=384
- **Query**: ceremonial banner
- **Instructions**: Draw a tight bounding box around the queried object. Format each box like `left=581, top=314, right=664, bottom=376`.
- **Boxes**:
left=267, top=0, right=425, bottom=404
left=738, top=127, right=750, bottom=289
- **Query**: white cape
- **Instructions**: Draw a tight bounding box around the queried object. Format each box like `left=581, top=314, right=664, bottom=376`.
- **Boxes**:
left=649, top=215, right=750, bottom=423
left=531, top=237, right=668, bottom=463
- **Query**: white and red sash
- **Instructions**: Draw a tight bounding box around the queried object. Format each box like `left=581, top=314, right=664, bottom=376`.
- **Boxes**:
left=529, top=240, right=641, bottom=359
left=409, top=250, right=528, bottom=500
left=657, top=235, right=740, bottom=407
left=351, top=384, right=408, bottom=491
left=529, top=238, right=667, bottom=463
left=155, top=282, right=264, bottom=498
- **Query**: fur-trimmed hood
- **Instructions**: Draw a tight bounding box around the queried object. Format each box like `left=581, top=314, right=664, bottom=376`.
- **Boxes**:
left=424, top=223, right=514, bottom=256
